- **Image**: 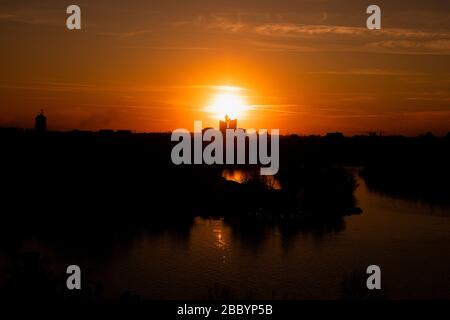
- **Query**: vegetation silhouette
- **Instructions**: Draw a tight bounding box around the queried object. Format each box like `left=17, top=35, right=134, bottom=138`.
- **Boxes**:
left=0, top=126, right=449, bottom=300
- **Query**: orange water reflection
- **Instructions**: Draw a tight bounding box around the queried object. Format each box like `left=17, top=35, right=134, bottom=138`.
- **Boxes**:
left=221, top=169, right=282, bottom=190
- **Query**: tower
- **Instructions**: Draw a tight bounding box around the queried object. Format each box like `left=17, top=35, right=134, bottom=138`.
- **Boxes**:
left=219, top=115, right=237, bottom=133
left=35, top=110, right=47, bottom=133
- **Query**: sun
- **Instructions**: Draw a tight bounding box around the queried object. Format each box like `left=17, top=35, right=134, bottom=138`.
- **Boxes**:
left=210, top=92, right=246, bottom=119
left=205, top=87, right=248, bottom=120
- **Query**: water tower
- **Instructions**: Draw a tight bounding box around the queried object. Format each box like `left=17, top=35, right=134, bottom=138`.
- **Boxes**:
left=35, top=110, right=47, bottom=133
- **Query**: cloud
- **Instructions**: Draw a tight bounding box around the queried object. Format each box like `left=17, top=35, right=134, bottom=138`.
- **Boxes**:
left=248, top=40, right=318, bottom=52
left=186, top=15, right=450, bottom=55
left=0, top=81, right=252, bottom=97
left=366, top=39, right=450, bottom=54
left=249, top=104, right=308, bottom=115
left=0, top=8, right=60, bottom=26
left=0, top=14, right=15, bottom=20
left=306, top=69, right=426, bottom=76
left=404, top=91, right=450, bottom=101
left=253, top=24, right=367, bottom=37
left=98, top=29, right=154, bottom=39
left=116, top=45, right=218, bottom=51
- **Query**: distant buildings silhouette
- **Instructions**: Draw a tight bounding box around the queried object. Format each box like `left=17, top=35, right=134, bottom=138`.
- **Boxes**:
left=325, top=132, right=344, bottom=139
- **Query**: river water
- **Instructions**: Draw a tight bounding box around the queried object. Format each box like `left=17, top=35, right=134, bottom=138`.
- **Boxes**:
left=20, top=171, right=450, bottom=299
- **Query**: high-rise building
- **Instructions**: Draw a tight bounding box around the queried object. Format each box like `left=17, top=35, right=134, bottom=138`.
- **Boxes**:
left=219, top=115, right=237, bottom=133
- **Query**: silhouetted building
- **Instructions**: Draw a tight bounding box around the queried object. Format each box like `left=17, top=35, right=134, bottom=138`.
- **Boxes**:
left=35, top=110, right=47, bottom=133
left=99, top=129, right=115, bottom=135
left=117, top=130, right=133, bottom=135
left=325, top=132, right=344, bottom=139
left=418, top=132, right=435, bottom=140
left=220, top=115, right=237, bottom=133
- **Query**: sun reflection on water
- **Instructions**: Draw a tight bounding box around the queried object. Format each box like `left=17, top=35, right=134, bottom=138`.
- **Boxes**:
left=222, top=169, right=282, bottom=190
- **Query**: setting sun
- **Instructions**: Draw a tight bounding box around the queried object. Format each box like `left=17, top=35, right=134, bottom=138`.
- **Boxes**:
left=205, top=87, right=248, bottom=120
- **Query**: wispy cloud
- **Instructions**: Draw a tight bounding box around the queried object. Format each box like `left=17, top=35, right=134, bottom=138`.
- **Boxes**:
left=0, top=8, right=60, bottom=26
left=98, top=29, right=154, bottom=39
left=249, top=104, right=308, bottom=115
left=306, top=69, right=426, bottom=76
left=0, top=81, right=251, bottom=95
left=185, top=15, right=450, bottom=55
left=116, top=45, right=218, bottom=51
left=366, top=39, right=450, bottom=54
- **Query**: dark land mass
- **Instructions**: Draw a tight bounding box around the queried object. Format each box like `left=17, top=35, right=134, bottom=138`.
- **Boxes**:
left=0, top=127, right=449, bottom=301
left=1, top=128, right=449, bottom=236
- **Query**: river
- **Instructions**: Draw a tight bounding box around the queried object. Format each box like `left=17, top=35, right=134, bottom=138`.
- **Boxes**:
left=18, top=171, right=450, bottom=299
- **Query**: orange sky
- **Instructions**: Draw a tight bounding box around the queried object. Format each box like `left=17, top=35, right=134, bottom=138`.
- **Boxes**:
left=1, top=0, right=449, bottom=135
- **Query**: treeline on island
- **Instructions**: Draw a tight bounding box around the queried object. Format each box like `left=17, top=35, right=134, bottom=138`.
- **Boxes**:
left=0, top=128, right=449, bottom=302
left=0, top=128, right=449, bottom=241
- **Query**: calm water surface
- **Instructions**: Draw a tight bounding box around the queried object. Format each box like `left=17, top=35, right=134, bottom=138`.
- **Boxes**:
left=21, top=172, right=450, bottom=299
